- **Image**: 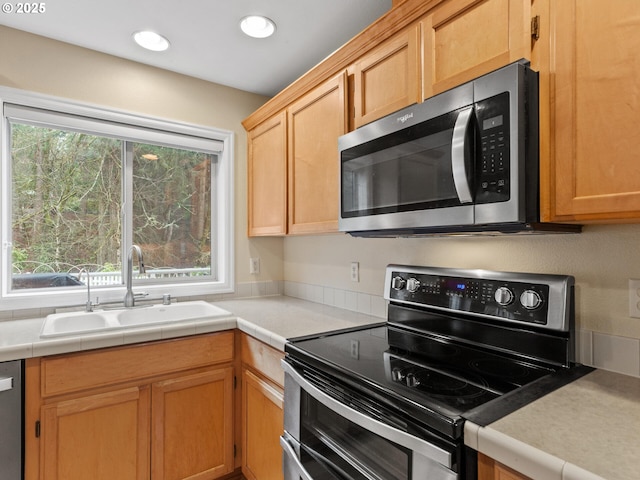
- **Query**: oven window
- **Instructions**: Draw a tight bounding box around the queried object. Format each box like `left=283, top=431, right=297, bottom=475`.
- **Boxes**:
left=300, top=390, right=410, bottom=480
left=341, top=109, right=469, bottom=218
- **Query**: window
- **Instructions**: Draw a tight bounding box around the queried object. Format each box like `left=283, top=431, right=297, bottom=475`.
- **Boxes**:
left=1, top=89, right=234, bottom=310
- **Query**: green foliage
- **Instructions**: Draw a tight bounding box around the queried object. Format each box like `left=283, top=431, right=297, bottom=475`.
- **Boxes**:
left=9, top=122, right=213, bottom=278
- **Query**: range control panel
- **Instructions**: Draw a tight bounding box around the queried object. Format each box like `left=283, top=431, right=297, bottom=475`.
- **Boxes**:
left=384, top=265, right=574, bottom=332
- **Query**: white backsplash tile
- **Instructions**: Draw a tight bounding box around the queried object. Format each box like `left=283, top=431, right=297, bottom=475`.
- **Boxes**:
left=592, top=332, right=640, bottom=377
left=357, top=293, right=372, bottom=315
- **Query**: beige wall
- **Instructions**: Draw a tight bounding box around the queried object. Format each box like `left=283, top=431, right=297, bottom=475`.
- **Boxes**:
left=285, top=224, right=640, bottom=340
left=0, top=25, right=284, bottom=287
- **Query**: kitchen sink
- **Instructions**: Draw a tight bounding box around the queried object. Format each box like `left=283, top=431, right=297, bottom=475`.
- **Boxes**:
left=40, top=311, right=118, bottom=337
left=117, top=301, right=232, bottom=326
left=40, top=301, right=232, bottom=337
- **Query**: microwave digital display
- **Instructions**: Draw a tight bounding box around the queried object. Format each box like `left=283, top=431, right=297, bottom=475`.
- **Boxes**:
left=483, top=114, right=504, bottom=130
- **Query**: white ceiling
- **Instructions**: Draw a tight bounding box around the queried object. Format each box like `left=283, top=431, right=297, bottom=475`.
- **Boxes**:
left=0, top=0, right=393, bottom=97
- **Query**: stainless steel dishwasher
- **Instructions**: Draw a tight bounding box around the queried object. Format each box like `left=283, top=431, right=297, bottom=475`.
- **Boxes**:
left=0, top=359, right=23, bottom=480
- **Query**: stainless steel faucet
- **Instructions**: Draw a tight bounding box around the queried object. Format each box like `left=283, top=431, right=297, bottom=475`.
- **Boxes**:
left=77, top=268, right=95, bottom=312
left=124, top=245, right=146, bottom=307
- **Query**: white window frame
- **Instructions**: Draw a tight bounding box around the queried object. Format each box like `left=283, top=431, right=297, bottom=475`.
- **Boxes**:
left=0, top=86, right=235, bottom=311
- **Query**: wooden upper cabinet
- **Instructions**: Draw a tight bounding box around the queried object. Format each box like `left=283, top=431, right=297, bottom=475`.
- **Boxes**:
left=247, top=112, right=287, bottom=236
left=545, top=0, right=640, bottom=221
left=422, top=0, right=531, bottom=98
left=287, top=72, right=348, bottom=235
left=352, top=25, right=421, bottom=128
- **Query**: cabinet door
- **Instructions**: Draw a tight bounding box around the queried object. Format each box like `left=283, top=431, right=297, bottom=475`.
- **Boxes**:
left=41, top=386, right=150, bottom=480
left=352, top=25, right=421, bottom=128
left=287, top=72, right=348, bottom=235
left=151, top=367, right=234, bottom=480
left=547, top=0, right=640, bottom=221
left=422, top=0, right=531, bottom=98
left=247, top=112, right=288, bottom=236
left=241, top=368, right=284, bottom=480
left=478, top=453, right=532, bottom=480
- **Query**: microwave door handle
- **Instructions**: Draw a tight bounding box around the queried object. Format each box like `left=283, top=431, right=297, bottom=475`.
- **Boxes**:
left=451, top=106, right=474, bottom=204
left=281, top=434, right=315, bottom=480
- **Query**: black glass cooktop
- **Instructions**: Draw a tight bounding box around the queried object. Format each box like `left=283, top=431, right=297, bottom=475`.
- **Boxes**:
left=286, top=325, right=555, bottom=421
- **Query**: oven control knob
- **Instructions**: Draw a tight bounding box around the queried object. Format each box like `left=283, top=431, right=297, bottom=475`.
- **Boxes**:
left=391, top=276, right=406, bottom=291
left=405, top=373, right=420, bottom=388
left=406, top=277, right=421, bottom=293
left=391, top=368, right=405, bottom=382
left=494, top=286, right=514, bottom=306
left=520, top=290, right=543, bottom=310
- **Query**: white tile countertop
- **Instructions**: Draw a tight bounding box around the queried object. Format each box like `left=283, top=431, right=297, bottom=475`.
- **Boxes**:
left=0, top=296, right=383, bottom=362
left=465, top=368, right=640, bottom=480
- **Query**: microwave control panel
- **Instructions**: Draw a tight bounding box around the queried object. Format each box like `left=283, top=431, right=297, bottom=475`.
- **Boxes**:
left=475, top=92, right=510, bottom=204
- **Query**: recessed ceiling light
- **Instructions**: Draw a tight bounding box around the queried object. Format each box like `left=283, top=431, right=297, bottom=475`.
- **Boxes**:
left=240, top=15, right=276, bottom=39
left=133, top=30, right=170, bottom=52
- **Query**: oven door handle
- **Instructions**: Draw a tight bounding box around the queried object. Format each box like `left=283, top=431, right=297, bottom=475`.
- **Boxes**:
left=281, top=433, right=315, bottom=480
left=282, top=361, right=453, bottom=469
left=451, top=106, right=474, bottom=204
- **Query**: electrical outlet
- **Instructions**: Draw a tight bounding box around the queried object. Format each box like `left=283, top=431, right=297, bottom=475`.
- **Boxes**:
left=629, top=279, right=640, bottom=318
left=249, top=257, right=260, bottom=275
left=350, top=262, right=359, bottom=282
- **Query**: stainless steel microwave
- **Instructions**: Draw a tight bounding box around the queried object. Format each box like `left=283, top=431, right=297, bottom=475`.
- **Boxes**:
left=339, top=61, right=577, bottom=236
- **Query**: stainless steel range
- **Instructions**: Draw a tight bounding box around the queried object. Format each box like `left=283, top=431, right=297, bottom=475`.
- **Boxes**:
left=282, top=265, right=591, bottom=480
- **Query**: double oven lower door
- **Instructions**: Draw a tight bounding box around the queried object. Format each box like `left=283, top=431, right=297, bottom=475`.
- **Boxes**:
left=281, top=360, right=462, bottom=480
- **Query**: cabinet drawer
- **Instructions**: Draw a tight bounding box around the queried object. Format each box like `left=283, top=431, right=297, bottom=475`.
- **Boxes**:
left=240, top=333, right=284, bottom=388
left=41, top=331, right=234, bottom=397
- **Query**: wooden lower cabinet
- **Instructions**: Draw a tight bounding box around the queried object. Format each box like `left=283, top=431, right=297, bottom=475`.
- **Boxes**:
left=41, top=386, right=151, bottom=480
left=478, top=453, right=532, bottom=480
left=239, top=333, right=285, bottom=480
left=152, top=368, right=234, bottom=480
left=241, top=369, right=284, bottom=480
left=26, top=332, right=235, bottom=480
